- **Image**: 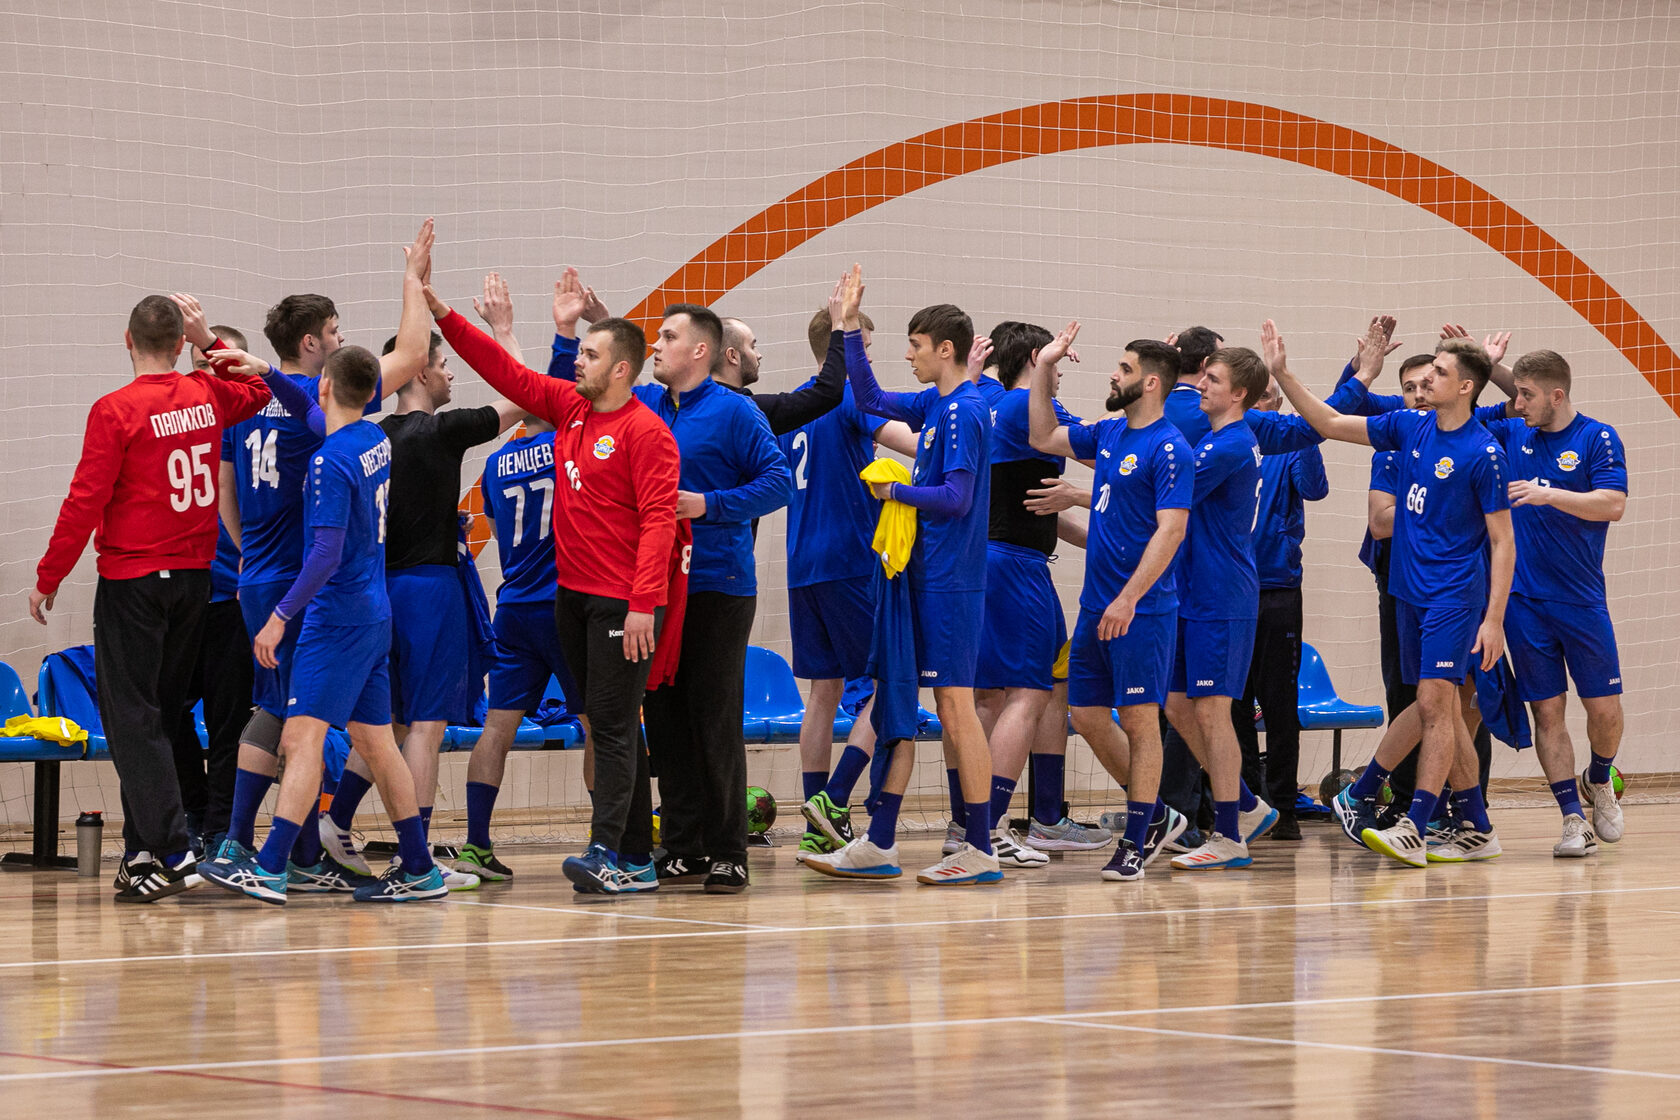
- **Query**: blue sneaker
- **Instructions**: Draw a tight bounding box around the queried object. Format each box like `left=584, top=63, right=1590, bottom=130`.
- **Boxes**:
left=618, top=859, right=660, bottom=892
left=201, top=855, right=287, bottom=905
left=288, top=857, right=374, bottom=893
left=564, top=843, right=628, bottom=894
left=1332, top=788, right=1380, bottom=848
left=210, top=835, right=256, bottom=866
left=352, top=863, right=448, bottom=902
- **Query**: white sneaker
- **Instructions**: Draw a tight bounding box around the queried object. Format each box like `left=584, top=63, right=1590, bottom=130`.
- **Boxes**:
left=1552, top=813, right=1599, bottom=859
left=1027, top=816, right=1113, bottom=851
left=802, top=837, right=902, bottom=880
left=1361, top=817, right=1428, bottom=868
left=1169, top=832, right=1252, bottom=871
left=941, top=821, right=963, bottom=856
left=1426, top=826, right=1503, bottom=863
left=916, top=842, right=1003, bottom=886
left=992, top=829, right=1050, bottom=867
left=319, top=817, right=372, bottom=877
left=443, top=866, right=481, bottom=891
left=1581, top=767, right=1624, bottom=843
left=1238, top=798, right=1279, bottom=844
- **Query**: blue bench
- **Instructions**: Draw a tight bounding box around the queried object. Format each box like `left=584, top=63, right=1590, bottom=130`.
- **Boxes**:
left=1, top=660, right=86, bottom=870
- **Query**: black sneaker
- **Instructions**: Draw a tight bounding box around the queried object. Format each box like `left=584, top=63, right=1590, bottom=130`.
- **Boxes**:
left=703, top=860, right=748, bottom=894
left=656, top=854, right=712, bottom=884
left=1270, top=812, right=1302, bottom=841
left=113, top=854, right=141, bottom=892
left=1141, top=805, right=1188, bottom=867
left=115, top=853, right=201, bottom=904
left=1099, top=839, right=1145, bottom=882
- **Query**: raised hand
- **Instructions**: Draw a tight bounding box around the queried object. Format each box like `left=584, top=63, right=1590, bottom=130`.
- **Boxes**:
left=580, top=286, right=610, bottom=324
left=1040, top=320, right=1080, bottom=368
left=967, top=336, right=994, bottom=381
left=203, top=347, right=270, bottom=379
left=839, top=263, right=865, bottom=331
left=1260, top=319, right=1288, bottom=377
left=1483, top=330, right=1511, bottom=364
left=826, top=274, right=846, bottom=331
left=552, top=267, right=587, bottom=335
left=402, top=218, right=435, bottom=285
left=474, top=272, right=515, bottom=335
left=1349, top=314, right=1402, bottom=372
left=1355, top=315, right=1396, bottom=382
left=421, top=282, right=450, bottom=321
left=170, top=293, right=217, bottom=350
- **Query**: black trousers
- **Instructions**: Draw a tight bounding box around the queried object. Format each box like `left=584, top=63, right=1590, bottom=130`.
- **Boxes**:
left=1234, top=587, right=1304, bottom=814
left=167, top=597, right=254, bottom=841
left=93, top=570, right=208, bottom=855
left=643, top=591, right=755, bottom=865
left=1159, top=716, right=1212, bottom=830
left=553, top=588, right=661, bottom=856
left=1376, top=557, right=1492, bottom=802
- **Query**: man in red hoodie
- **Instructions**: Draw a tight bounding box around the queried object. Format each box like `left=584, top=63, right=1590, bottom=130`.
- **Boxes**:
left=32, top=293, right=272, bottom=902
left=423, top=268, right=683, bottom=896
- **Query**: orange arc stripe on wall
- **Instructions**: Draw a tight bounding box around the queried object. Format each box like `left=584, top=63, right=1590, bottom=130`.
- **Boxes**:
left=622, top=92, right=1678, bottom=412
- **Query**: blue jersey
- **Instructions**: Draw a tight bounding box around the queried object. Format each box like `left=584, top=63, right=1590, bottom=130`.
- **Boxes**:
left=1358, top=450, right=1400, bottom=576
left=1164, top=383, right=1323, bottom=455
left=480, top=430, right=559, bottom=606
left=987, top=386, right=1077, bottom=467
left=778, top=385, right=884, bottom=588
left=210, top=522, right=240, bottom=603
left=306, top=420, right=392, bottom=622
left=1367, top=410, right=1510, bottom=609
left=1067, top=416, right=1192, bottom=615
left=1485, top=412, right=1627, bottom=605
left=904, top=381, right=991, bottom=592
left=223, top=372, right=379, bottom=588
left=1253, top=444, right=1328, bottom=590
left=1180, top=422, right=1263, bottom=621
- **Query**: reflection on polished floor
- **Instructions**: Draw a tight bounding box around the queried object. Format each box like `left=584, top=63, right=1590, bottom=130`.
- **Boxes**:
left=2, top=804, right=1678, bottom=1119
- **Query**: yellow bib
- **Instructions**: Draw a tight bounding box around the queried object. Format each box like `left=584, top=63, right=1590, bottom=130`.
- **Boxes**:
left=859, top=458, right=917, bottom=579
left=3, top=714, right=89, bottom=747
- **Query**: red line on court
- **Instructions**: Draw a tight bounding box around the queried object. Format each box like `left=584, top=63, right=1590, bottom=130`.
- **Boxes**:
left=0, top=1048, right=639, bottom=1120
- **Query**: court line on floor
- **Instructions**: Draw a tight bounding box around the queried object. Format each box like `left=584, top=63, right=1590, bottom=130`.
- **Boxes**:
left=3, top=975, right=1679, bottom=1084
left=447, top=898, right=785, bottom=931
left=1027, top=1016, right=1680, bottom=1082
left=5, top=882, right=1675, bottom=971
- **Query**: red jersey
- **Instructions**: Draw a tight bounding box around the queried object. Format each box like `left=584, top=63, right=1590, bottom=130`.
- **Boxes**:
left=438, top=311, right=680, bottom=613
left=646, top=519, right=691, bottom=689
left=36, top=367, right=272, bottom=594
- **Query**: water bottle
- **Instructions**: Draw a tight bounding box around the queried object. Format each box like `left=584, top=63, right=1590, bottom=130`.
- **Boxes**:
left=75, top=811, right=103, bottom=877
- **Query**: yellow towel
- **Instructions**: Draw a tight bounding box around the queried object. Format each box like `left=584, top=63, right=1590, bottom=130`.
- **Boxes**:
left=3, top=714, right=88, bottom=746
left=859, top=458, right=917, bottom=578
left=1051, top=638, right=1071, bottom=682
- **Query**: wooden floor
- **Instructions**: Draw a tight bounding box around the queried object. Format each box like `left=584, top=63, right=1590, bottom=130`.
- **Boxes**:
left=3, top=804, right=1679, bottom=1119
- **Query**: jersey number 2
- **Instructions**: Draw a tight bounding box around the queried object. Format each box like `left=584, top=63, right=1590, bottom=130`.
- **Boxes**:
left=790, top=431, right=810, bottom=491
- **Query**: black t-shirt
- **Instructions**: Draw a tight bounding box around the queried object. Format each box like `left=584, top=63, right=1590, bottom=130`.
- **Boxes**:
left=989, top=458, right=1060, bottom=555
left=380, top=406, right=502, bottom=569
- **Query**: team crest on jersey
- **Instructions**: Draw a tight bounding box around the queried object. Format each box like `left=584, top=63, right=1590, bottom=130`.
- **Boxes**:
left=592, top=435, right=617, bottom=460
left=1118, top=453, right=1139, bottom=476
left=1433, top=456, right=1455, bottom=479
left=1557, top=450, right=1581, bottom=472
left=923, top=426, right=936, bottom=448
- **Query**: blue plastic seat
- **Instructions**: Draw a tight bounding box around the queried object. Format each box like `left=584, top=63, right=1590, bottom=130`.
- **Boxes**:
left=743, top=646, right=804, bottom=744
left=35, top=646, right=109, bottom=759
left=445, top=717, right=550, bottom=752
left=916, top=704, right=941, bottom=740
left=1294, top=642, right=1384, bottom=774
left=0, top=662, right=78, bottom=762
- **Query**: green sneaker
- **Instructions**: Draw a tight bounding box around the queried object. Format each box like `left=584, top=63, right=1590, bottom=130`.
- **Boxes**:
left=454, top=842, right=513, bottom=882
left=795, top=831, right=841, bottom=862
left=801, top=790, right=854, bottom=849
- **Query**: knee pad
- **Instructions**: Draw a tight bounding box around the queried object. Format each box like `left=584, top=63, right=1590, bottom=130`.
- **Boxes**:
left=239, top=708, right=284, bottom=757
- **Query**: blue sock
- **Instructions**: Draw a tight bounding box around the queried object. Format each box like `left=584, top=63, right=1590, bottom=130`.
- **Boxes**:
left=1589, top=753, right=1614, bottom=786
left=258, top=816, right=301, bottom=875
left=824, top=745, right=870, bottom=803
left=1406, top=789, right=1440, bottom=835
left=419, top=805, right=433, bottom=839
left=946, top=770, right=966, bottom=826
left=1214, top=800, right=1239, bottom=841
left=989, top=777, right=1017, bottom=832
left=1123, top=799, right=1153, bottom=851
left=1237, top=780, right=1259, bottom=814
left=964, top=802, right=992, bottom=853
left=290, top=806, right=322, bottom=867
left=867, top=792, right=903, bottom=849
left=1349, top=760, right=1391, bottom=802
left=802, top=771, right=825, bottom=802
left=229, top=768, right=273, bottom=848
left=622, top=851, right=650, bottom=867
left=1551, top=779, right=1584, bottom=819
left=392, top=815, right=434, bottom=873
left=1030, top=753, right=1065, bottom=825
left=466, top=781, right=499, bottom=849
left=329, top=769, right=372, bottom=831
left=1451, top=786, right=1492, bottom=833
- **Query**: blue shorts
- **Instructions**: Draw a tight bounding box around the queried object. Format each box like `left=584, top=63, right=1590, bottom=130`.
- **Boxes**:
left=788, top=576, right=874, bottom=681
left=1506, top=592, right=1623, bottom=702
left=975, top=543, right=1067, bottom=691
left=240, top=578, right=304, bottom=719
left=487, top=599, right=577, bottom=713
left=1396, top=599, right=1479, bottom=686
left=289, top=618, right=392, bottom=727
left=912, top=587, right=984, bottom=689
left=1067, top=606, right=1176, bottom=709
left=1170, top=616, right=1257, bottom=699
left=388, top=565, right=472, bottom=725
